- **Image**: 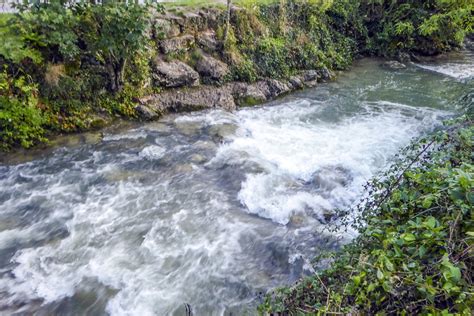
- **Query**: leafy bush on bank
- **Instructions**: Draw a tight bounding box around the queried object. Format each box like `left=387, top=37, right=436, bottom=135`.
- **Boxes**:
left=259, top=117, right=474, bottom=314
left=0, top=1, right=159, bottom=150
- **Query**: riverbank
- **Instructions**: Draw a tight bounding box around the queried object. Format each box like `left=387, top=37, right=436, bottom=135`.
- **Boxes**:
left=1, top=54, right=471, bottom=314
left=1, top=0, right=472, bottom=151
left=259, top=114, right=473, bottom=314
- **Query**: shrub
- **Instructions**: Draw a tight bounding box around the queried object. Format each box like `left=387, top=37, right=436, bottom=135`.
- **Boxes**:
left=0, top=70, right=46, bottom=149
left=254, top=37, right=291, bottom=78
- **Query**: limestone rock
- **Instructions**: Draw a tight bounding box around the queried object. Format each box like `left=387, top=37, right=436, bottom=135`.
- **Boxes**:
left=154, top=18, right=181, bottom=38
left=135, top=104, right=161, bottom=120
left=288, top=76, right=304, bottom=89
left=196, top=30, right=218, bottom=51
left=159, top=34, right=195, bottom=54
left=195, top=54, right=230, bottom=82
left=152, top=59, right=200, bottom=88
left=140, top=85, right=236, bottom=114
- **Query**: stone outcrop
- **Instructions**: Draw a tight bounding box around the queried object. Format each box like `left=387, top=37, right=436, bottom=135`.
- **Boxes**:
left=137, top=6, right=337, bottom=122
left=137, top=74, right=321, bottom=120
left=152, top=59, right=199, bottom=88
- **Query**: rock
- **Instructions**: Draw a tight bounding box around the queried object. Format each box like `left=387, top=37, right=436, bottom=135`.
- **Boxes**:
left=396, top=51, right=412, bottom=63
left=193, top=140, right=217, bottom=151
left=195, top=54, right=230, bottom=82
left=196, top=30, right=218, bottom=51
left=382, top=60, right=407, bottom=70
left=189, top=154, right=206, bottom=164
left=159, top=34, right=195, bottom=54
left=154, top=18, right=181, bottom=38
left=137, top=76, right=297, bottom=120
left=265, top=79, right=291, bottom=97
left=301, top=70, right=319, bottom=82
left=175, top=121, right=202, bottom=136
left=140, top=85, right=237, bottom=115
left=288, top=76, right=304, bottom=89
left=135, top=104, right=161, bottom=120
left=152, top=59, right=200, bottom=88
left=208, top=123, right=238, bottom=140
left=317, top=67, right=333, bottom=81
left=231, top=82, right=268, bottom=106
left=321, top=209, right=335, bottom=223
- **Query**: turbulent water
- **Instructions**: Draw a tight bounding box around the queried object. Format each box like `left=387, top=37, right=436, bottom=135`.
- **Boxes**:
left=0, top=53, right=472, bottom=315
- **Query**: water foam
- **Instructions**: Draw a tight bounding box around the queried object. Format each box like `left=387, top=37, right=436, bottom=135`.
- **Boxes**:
left=0, top=55, right=467, bottom=315
left=416, top=63, right=474, bottom=80
left=213, top=99, right=447, bottom=225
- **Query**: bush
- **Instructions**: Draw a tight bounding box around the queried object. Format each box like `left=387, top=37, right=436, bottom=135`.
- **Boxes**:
left=254, top=37, right=291, bottom=78
left=0, top=70, right=46, bottom=149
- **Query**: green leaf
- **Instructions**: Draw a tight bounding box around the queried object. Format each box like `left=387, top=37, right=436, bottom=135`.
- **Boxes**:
left=402, top=233, right=416, bottom=242
left=376, top=269, right=384, bottom=280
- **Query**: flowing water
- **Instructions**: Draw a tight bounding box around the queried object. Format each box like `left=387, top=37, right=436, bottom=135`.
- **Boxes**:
left=0, top=53, right=472, bottom=315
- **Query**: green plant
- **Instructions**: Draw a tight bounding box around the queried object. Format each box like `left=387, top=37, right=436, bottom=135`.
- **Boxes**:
left=75, top=2, right=158, bottom=92
left=254, top=37, right=291, bottom=78
left=0, top=70, right=46, bottom=149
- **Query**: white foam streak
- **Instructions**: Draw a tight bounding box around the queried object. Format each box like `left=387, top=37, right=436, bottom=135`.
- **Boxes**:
left=415, top=61, right=474, bottom=80
left=214, top=100, right=446, bottom=224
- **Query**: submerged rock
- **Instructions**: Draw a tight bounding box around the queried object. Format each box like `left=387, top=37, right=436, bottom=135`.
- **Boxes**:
left=209, top=123, right=238, bottom=141
left=382, top=60, right=407, bottom=70
left=189, top=154, right=207, bottom=164
left=152, top=59, right=200, bottom=88
left=175, top=121, right=202, bottom=136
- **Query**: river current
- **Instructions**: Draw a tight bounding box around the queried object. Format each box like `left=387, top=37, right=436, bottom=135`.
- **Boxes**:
left=0, top=53, right=472, bottom=315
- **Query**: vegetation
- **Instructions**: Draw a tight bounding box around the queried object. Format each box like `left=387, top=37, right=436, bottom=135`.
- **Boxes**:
left=259, top=115, right=474, bottom=314
left=0, top=0, right=472, bottom=151
left=0, top=1, right=159, bottom=149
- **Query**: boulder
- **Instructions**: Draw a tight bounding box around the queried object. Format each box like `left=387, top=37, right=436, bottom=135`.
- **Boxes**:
left=396, top=52, right=412, bottom=63
left=135, top=104, right=161, bottom=120
left=265, top=79, right=291, bottom=97
left=139, top=85, right=236, bottom=114
left=317, top=67, right=333, bottom=81
left=231, top=82, right=268, bottom=106
left=301, top=70, right=319, bottom=82
left=159, top=34, right=195, bottom=54
left=152, top=59, right=200, bottom=88
left=195, top=54, right=230, bottom=82
left=196, top=30, right=218, bottom=51
left=154, top=18, right=181, bottom=38
left=288, top=76, right=304, bottom=89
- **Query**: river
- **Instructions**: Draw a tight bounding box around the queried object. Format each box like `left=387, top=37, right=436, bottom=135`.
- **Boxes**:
left=0, top=53, right=472, bottom=315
